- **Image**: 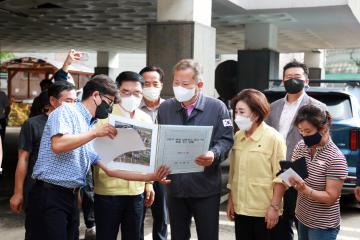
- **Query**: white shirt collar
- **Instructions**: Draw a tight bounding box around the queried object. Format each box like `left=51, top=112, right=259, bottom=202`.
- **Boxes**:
left=284, top=91, right=306, bottom=105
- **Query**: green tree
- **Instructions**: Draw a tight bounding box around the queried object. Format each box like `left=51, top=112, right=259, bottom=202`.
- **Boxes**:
left=0, top=51, right=14, bottom=63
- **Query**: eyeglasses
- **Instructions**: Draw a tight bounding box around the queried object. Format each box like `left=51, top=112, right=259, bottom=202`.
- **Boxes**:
left=100, top=94, right=114, bottom=107
left=119, top=90, right=143, bottom=98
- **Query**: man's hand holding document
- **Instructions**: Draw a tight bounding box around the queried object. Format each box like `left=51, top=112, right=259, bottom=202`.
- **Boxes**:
left=93, top=114, right=213, bottom=175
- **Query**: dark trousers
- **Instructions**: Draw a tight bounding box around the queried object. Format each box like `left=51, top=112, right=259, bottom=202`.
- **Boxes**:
left=270, top=188, right=298, bottom=240
left=140, top=182, right=168, bottom=240
left=0, top=117, right=6, bottom=143
left=167, top=194, right=220, bottom=240
left=26, top=181, right=78, bottom=240
left=234, top=214, right=270, bottom=240
left=81, top=173, right=95, bottom=229
left=94, top=193, right=144, bottom=240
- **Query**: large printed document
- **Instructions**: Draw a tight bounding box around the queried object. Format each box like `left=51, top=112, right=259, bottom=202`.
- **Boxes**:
left=93, top=114, right=213, bottom=174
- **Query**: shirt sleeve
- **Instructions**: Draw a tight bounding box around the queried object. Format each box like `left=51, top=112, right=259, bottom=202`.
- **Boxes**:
left=89, top=147, right=101, bottom=165
left=272, top=134, right=287, bottom=183
left=18, top=120, right=33, bottom=152
left=54, top=69, right=69, bottom=82
left=48, top=105, right=74, bottom=138
left=291, top=141, right=304, bottom=161
left=209, top=103, right=234, bottom=165
left=326, top=157, right=348, bottom=180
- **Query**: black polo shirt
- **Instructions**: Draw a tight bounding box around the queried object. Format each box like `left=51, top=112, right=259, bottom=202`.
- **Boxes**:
left=18, top=114, right=48, bottom=201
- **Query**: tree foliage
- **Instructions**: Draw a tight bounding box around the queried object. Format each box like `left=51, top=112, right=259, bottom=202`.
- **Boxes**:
left=0, top=51, right=15, bottom=62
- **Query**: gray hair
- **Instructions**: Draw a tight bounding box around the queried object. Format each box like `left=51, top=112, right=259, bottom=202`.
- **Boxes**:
left=172, top=59, right=203, bottom=82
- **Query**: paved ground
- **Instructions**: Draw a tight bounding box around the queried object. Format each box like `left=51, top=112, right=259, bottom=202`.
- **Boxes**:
left=1, top=128, right=360, bottom=239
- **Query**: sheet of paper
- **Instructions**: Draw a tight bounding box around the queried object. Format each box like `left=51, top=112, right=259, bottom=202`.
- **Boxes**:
left=278, top=168, right=303, bottom=187
left=93, top=114, right=158, bottom=173
left=156, top=125, right=213, bottom=174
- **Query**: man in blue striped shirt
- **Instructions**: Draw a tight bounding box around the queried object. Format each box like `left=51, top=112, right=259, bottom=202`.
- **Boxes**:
left=27, top=74, right=169, bottom=240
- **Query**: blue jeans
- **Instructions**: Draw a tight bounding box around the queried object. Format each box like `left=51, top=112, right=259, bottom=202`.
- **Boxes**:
left=298, top=222, right=339, bottom=240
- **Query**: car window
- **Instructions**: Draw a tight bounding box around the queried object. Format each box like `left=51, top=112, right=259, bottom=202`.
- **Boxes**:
left=264, top=91, right=353, bottom=121
left=307, top=94, right=352, bottom=120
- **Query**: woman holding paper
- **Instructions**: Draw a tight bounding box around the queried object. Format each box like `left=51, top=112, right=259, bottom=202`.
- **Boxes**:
left=288, top=104, right=348, bottom=240
left=226, top=89, right=287, bottom=240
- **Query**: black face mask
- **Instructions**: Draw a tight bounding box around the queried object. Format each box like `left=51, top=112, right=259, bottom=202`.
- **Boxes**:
left=284, top=78, right=305, bottom=94
left=94, top=100, right=113, bottom=119
left=302, top=132, right=322, bottom=147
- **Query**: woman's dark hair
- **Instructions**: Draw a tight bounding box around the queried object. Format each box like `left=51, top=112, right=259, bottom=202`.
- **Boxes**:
left=294, top=104, right=332, bottom=130
left=139, top=66, right=164, bottom=83
left=48, top=81, right=75, bottom=99
left=230, top=88, right=270, bottom=124
left=82, top=74, right=118, bottom=101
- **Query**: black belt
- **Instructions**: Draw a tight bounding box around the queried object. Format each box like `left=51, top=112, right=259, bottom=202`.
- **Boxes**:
left=36, top=180, right=80, bottom=194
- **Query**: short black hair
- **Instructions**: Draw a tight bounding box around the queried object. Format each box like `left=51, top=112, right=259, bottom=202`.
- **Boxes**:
left=48, top=81, right=76, bottom=99
left=139, top=66, right=164, bottom=83
left=38, top=91, right=50, bottom=111
left=283, top=60, right=309, bottom=77
left=40, top=79, right=53, bottom=91
left=116, top=71, right=144, bottom=87
left=82, top=74, right=118, bottom=101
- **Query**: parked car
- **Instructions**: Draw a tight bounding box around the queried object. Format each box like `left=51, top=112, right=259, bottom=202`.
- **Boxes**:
left=264, top=86, right=360, bottom=195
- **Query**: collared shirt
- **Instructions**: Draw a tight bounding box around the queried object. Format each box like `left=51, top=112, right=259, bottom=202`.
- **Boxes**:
left=93, top=104, right=152, bottom=196
left=227, top=122, right=286, bottom=217
left=292, top=140, right=347, bottom=229
left=32, top=102, right=99, bottom=188
left=181, top=99, right=198, bottom=117
left=157, top=94, right=234, bottom=198
left=278, top=92, right=305, bottom=139
left=139, top=98, right=165, bottom=123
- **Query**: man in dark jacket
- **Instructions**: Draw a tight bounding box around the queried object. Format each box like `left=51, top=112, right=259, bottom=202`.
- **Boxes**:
left=157, top=59, right=233, bottom=240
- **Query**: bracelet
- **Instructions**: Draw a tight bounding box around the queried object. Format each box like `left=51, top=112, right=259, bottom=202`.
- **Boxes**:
left=270, top=204, right=280, bottom=211
left=145, top=181, right=153, bottom=185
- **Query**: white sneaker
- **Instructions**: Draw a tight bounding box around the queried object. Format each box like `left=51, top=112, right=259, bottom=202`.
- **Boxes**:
left=84, top=226, right=96, bottom=240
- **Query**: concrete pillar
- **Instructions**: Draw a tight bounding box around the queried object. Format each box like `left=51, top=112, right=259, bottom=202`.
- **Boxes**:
left=157, top=0, right=211, bottom=27
left=147, top=0, right=216, bottom=98
left=95, top=51, right=120, bottom=81
left=304, top=50, right=325, bottom=79
left=236, top=23, right=279, bottom=91
left=245, top=23, right=278, bottom=50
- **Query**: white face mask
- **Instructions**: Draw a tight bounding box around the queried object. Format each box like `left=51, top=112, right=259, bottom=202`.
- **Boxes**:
left=234, top=115, right=253, bottom=131
left=143, top=87, right=161, bottom=101
left=120, top=95, right=142, bottom=113
left=173, top=86, right=195, bottom=102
